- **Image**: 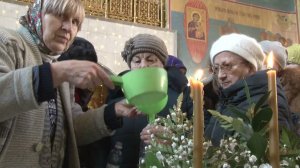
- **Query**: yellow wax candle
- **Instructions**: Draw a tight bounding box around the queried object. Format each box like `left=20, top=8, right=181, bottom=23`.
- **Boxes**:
left=267, top=52, right=280, bottom=168
left=190, top=70, right=204, bottom=168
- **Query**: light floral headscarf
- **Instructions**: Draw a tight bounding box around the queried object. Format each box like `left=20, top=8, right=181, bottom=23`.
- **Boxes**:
left=19, top=0, right=52, bottom=54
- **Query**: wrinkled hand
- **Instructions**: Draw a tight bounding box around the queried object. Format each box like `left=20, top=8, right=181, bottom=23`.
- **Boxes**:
left=140, top=125, right=171, bottom=145
left=51, top=60, right=114, bottom=90
left=114, top=99, right=141, bottom=118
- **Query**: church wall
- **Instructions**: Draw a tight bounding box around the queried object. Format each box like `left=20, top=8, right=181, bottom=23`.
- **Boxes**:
left=170, top=0, right=299, bottom=76
left=0, top=1, right=177, bottom=74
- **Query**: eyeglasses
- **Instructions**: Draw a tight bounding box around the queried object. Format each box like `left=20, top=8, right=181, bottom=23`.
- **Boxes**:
left=212, top=61, right=245, bottom=75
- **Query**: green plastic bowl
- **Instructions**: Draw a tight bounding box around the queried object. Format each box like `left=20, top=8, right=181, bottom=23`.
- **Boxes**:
left=111, top=67, right=168, bottom=115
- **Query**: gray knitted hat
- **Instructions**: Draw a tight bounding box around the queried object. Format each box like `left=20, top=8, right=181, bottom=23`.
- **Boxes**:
left=259, top=40, right=287, bottom=69
left=121, top=34, right=169, bottom=67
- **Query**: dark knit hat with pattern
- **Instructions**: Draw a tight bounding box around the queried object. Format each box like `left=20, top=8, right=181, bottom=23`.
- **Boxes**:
left=121, top=34, right=169, bottom=67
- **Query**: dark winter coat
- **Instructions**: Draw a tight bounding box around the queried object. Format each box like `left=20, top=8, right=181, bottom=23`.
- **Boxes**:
left=204, top=70, right=294, bottom=146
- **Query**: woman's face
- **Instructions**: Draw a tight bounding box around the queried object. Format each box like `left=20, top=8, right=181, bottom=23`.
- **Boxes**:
left=130, top=53, right=164, bottom=70
left=42, top=13, right=80, bottom=53
left=213, top=52, right=255, bottom=89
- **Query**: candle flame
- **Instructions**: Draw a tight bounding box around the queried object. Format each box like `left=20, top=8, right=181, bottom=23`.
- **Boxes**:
left=267, top=51, right=274, bottom=69
left=194, top=69, right=204, bottom=81
left=187, top=77, right=191, bottom=86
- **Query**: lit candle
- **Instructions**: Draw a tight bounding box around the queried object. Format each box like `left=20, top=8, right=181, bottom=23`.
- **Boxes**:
left=267, top=52, right=280, bottom=168
left=190, top=69, right=204, bottom=168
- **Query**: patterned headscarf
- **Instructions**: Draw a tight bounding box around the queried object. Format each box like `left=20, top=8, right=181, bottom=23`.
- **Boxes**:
left=19, top=0, right=52, bottom=54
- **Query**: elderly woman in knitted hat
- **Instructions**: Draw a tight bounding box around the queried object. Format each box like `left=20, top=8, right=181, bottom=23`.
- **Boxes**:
left=204, top=33, right=294, bottom=146
left=102, top=34, right=193, bottom=167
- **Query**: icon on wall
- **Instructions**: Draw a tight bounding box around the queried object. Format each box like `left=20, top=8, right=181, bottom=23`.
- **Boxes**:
left=184, top=0, right=209, bottom=63
left=187, top=11, right=206, bottom=40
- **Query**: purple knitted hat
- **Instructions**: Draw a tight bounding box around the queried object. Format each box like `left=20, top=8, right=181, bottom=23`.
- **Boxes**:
left=166, top=55, right=187, bottom=71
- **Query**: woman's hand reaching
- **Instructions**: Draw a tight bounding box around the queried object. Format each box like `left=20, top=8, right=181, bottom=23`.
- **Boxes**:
left=51, top=60, right=114, bottom=90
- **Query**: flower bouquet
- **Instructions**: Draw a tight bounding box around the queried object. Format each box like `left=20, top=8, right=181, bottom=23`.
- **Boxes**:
left=140, top=85, right=300, bottom=168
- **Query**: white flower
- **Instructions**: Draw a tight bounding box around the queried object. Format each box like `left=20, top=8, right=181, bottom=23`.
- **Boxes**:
left=244, top=163, right=251, bottom=168
left=229, top=142, right=236, bottom=151
left=281, top=160, right=289, bottom=166
left=156, top=151, right=164, bottom=161
left=178, top=145, right=183, bottom=152
left=172, top=142, right=176, bottom=148
left=249, top=155, right=257, bottom=163
left=220, top=139, right=225, bottom=146
left=234, top=156, right=239, bottom=162
left=181, top=135, right=185, bottom=140
left=222, top=162, right=230, bottom=168
left=259, top=163, right=272, bottom=168
left=240, top=151, right=247, bottom=157
left=166, top=159, right=172, bottom=165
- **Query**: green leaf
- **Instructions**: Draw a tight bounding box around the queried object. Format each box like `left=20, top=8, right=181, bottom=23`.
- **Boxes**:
left=254, top=91, right=270, bottom=114
left=243, top=80, right=252, bottom=105
left=281, top=127, right=291, bottom=148
left=208, top=110, right=234, bottom=131
left=232, top=118, right=253, bottom=140
left=143, top=151, right=164, bottom=167
left=227, top=105, right=250, bottom=123
left=252, top=107, right=272, bottom=132
left=247, top=132, right=267, bottom=160
left=245, top=104, right=255, bottom=122
left=281, top=127, right=300, bottom=149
